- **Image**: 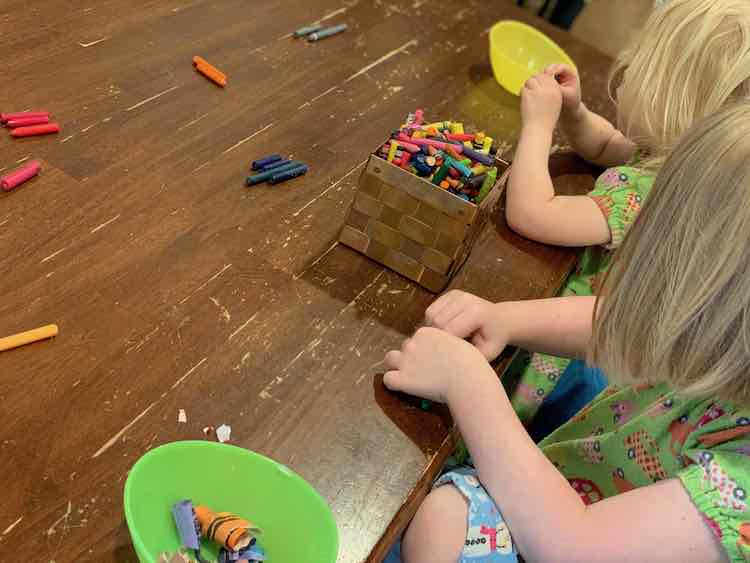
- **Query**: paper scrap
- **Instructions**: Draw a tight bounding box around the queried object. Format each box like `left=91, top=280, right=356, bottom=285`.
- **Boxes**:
left=216, top=424, right=231, bottom=443
left=178, top=409, right=187, bottom=423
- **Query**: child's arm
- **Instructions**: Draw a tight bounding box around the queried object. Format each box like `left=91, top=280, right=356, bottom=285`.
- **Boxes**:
left=546, top=64, right=637, bottom=167
left=424, top=290, right=596, bottom=361
left=384, top=313, right=725, bottom=563
left=507, top=73, right=611, bottom=247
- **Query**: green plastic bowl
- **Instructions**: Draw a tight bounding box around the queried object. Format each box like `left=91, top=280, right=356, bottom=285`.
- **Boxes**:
left=124, top=441, right=339, bottom=562
left=489, top=20, right=577, bottom=96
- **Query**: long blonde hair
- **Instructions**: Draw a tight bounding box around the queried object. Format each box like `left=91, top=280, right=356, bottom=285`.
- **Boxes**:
left=612, top=0, right=750, bottom=171
left=592, top=104, right=750, bottom=402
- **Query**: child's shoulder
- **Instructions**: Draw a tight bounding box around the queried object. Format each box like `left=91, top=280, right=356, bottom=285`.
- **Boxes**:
left=594, top=165, right=654, bottom=192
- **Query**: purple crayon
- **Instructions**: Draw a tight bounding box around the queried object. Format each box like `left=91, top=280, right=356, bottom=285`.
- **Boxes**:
left=268, top=163, right=308, bottom=184
left=171, top=500, right=201, bottom=551
left=251, top=154, right=282, bottom=171
left=259, top=158, right=292, bottom=171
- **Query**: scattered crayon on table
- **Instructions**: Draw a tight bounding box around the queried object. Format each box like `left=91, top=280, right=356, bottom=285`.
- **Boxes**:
left=10, top=123, right=60, bottom=138
left=245, top=155, right=308, bottom=186
left=0, top=111, right=49, bottom=123
left=293, top=23, right=324, bottom=37
left=1, top=160, right=41, bottom=192
left=251, top=154, right=282, bottom=170
left=192, top=56, right=227, bottom=87
left=0, top=323, right=58, bottom=353
left=6, top=115, right=50, bottom=128
left=308, top=23, right=348, bottom=42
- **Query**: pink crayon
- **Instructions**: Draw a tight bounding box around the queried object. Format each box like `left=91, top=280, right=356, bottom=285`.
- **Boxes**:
left=1, top=160, right=41, bottom=191
left=397, top=133, right=464, bottom=154
left=0, top=111, right=50, bottom=123
left=414, top=109, right=424, bottom=125
left=6, top=115, right=50, bottom=128
left=393, top=139, right=421, bottom=153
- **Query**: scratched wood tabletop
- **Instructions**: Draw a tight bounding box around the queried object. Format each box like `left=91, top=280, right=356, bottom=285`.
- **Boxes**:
left=0, top=1, right=613, bottom=561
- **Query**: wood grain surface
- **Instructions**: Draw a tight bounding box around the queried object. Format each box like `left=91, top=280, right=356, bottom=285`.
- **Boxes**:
left=0, top=1, right=612, bottom=561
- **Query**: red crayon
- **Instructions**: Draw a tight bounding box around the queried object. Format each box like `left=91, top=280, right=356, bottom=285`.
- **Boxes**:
left=10, top=123, right=60, bottom=138
left=0, top=111, right=50, bottom=123
left=1, top=160, right=41, bottom=191
left=6, top=116, right=50, bottom=128
left=446, top=133, right=475, bottom=142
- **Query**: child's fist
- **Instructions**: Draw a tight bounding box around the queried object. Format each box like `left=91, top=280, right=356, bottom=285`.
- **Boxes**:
left=383, top=327, right=488, bottom=404
left=545, top=64, right=582, bottom=115
left=521, top=72, right=563, bottom=131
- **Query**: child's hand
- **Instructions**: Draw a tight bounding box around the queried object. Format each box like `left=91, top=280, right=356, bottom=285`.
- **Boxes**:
left=521, top=72, right=563, bottom=131
left=424, top=290, right=508, bottom=361
left=544, top=64, right=582, bottom=116
left=383, top=327, right=489, bottom=403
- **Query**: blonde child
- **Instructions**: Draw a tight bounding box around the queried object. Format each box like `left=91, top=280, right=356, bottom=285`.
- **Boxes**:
left=384, top=103, right=750, bottom=563
left=505, top=0, right=750, bottom=426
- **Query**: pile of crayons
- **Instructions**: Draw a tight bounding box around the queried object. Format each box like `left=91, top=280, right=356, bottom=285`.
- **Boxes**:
left=376, top=110, right=500, bottom=205
left=1, top=111, right=60, bottom=138
left=245, top=154, right=308, bottom=186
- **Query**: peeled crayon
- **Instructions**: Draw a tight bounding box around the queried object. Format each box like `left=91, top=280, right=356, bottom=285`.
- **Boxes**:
left=294, top=24, right=324, bottom=37
left=251, top=154, right=282, bottom=170
left=308, top=23, right=348, bottom=41
left=10, top=123, right=60, bottom=137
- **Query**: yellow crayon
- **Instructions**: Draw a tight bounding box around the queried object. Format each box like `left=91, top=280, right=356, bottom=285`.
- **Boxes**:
left=450, top=122, right=464, bottom=135
left=0, top=324, right=58, bottom=352
left=387, top=141, right=400, bottom=162
left=471, top=165, right=489, bottom=175
left=482, top=135, right=494, bottom=154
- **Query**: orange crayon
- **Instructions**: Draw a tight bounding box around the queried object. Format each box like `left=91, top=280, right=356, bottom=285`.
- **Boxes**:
left=192, top=56, right=227, bottom=87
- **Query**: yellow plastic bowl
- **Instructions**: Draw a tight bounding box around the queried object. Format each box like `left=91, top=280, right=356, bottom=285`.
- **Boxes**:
left=489, top=20, right=577, bottom=96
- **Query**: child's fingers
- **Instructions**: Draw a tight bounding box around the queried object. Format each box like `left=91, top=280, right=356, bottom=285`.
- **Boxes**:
left=384, top=350, right=403, bottom=370
left=443, top=310, right=481, bottom=339
left=425, top=291, right=458, bottom=324
left=383, top=369, right=406, bottom=392
left=472, top=333, right=499, bottom=361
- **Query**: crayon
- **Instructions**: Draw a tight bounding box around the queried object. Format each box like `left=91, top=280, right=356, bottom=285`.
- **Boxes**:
left=1, top=160, right=41, bottom=191
left=446, top=157, right=472, bottom=178
left=432, top=162, right=451, bottom=185
left=414, top=109, right=424, bottom=125
left=387, top=141, right=400, bottom=162
left=259, top=158, right=293, bottom=171
left=269, top=163, right=308, bottom=184
left=251, top=154, right=283, bottom=170
left=396, top=133, right=463, bottom=154
left=10, top=123, right=60, bottom=137
left=6, top=115, right=50, bottom=128
left=0, top=111, right=49, bottom=123
left=446, top=133, right=475, bottom=142
left=449, top=122, right=464, bottom=135
left=246, top=161, right=303, bottom=185
left=476, top=167, right=498, bottom=203
left=482, top=135, right=494, bottom=154
left=0, top=324, right=58, bottom=352
left=294, top=24, right=324, bottom=38
left=462, top=146, right=495, bottom=166
left=193, top=56, right=227, bottom=87
left=308, top=24, right=348, bottom=42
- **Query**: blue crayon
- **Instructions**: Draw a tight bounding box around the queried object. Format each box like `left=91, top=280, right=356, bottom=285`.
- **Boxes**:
left=294, top=24, right=324, bottom=38
left=462, top=146, right=495, bottom=166
left=259, top=158, right=292, bottom=171
left=446, top=157, right=472, bottom=178
left=308, top=23, right=348, bottom=42
left=251, top=154, right=282, bottom=171
left=269, top=163, right=308, bottom=184
left=246, top=161, right=303, bottom=186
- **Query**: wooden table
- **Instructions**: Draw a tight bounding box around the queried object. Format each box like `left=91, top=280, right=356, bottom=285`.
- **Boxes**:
left=0, top=1, right=612, bottom=561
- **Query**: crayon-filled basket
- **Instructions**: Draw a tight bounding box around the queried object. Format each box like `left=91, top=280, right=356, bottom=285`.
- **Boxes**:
left=339, top=112, right=510, bottom=292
